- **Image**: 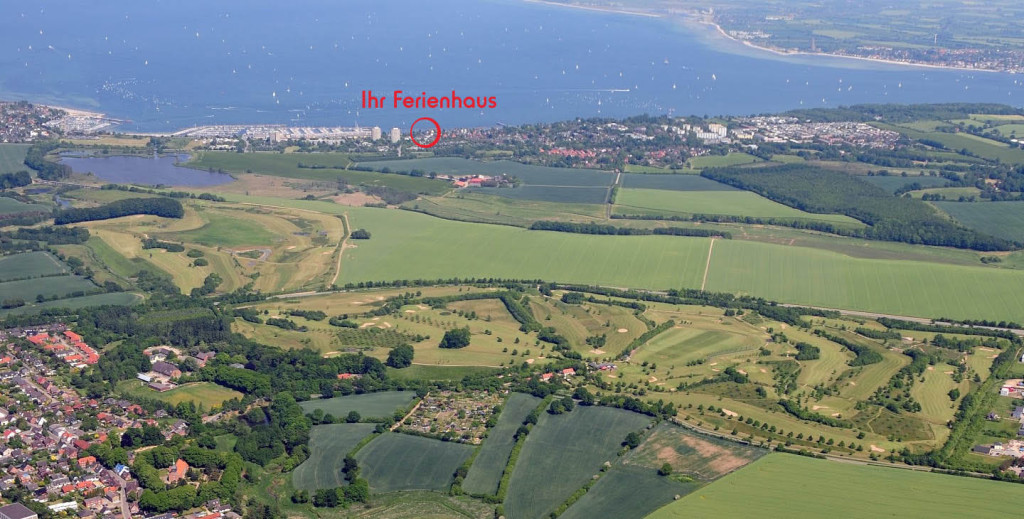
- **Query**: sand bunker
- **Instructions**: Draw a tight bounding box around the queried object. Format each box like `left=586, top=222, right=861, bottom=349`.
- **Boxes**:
left=617, top=328, right=629, bottom=333
left=870, top=445, right=885, bottom=453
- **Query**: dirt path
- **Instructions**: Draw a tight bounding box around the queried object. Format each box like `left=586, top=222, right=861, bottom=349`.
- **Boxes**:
left=391, top=398, right=423, bottom=431
left=701, top=238, right=716, bottom=291
left=605, top=171, right=622, bottom=219
left=330, top=212, right=350, bottom=287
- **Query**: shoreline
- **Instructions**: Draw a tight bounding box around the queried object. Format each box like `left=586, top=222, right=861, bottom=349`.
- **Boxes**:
left=700, top=19, right=1002, bottom=74
left=523, top=0, right=660, bottom=18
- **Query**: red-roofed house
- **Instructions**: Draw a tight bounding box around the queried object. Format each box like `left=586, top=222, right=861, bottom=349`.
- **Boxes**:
left=78, top=456, right=97, bottom=468
left=337, top=373, right=361, bottom=380
left=540, top=373, right=553, bottom=382
left=74, top=439, right=91, bottom=450
left=64, top=331, right=83, bottom=342
left=561, top=368, right=576, bottom=377
left=166, top=458, right=190, bottom=483
left=27, top=334, right=49, bottom=345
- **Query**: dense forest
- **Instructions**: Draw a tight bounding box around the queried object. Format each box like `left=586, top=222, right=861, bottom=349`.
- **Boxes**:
left=55, top=197, right=184, bottom=224
left=0, top=170, right=31, bottom=189
left=702, top=164, right=1015, bottom=250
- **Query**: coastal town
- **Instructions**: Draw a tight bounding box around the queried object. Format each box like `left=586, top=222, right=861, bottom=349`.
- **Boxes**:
left=0, top=325, right=237, bottom=519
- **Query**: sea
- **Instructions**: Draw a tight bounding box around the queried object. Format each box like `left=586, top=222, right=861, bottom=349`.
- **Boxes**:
left=1, top=0, right=1022, bottom=133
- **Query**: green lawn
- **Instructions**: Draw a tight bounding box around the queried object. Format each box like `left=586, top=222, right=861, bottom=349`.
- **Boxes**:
left=170, top=211, right=278, bottom=248
left=631, top=327, right=763, bottom=367
left=189, top=151, right=449, bottom=194
left=704, top=239, right=1024, bottom=322
left=119, top=381, right=243, bottom=408
left=613, top=188, right=861, bottom=225
left=463, top=393, right=541, bottom=495
left=649, top=454, right=1024, bottom=518
left=504, top=406, right=652, bottom=519
left=934, top=201, right=1024, bottom=242
left=0, top=144, right=29, bottom=174
left=0, top=252, right=68, bottom=282
left=298, top=391, right=416, bottom=420
left=887, top=124, right=1024, bottom=165
left=291, top=424, right=377, bottom=490
left=354, top=433, right=474, bottom=493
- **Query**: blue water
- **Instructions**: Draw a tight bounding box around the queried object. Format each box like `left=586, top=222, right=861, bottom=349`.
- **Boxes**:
left=60, top=153, right=233, bottom=186
left=1, top=0, right=1022, bottom=132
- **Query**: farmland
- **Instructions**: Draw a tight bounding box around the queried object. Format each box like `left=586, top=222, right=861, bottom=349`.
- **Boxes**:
left=291, top=424, right=377, bottom=490
left=934, top=201, right=1024, bottom=242
left=503, top=405, right=652, bottom=519
left=0, top=251, right=67, bottom=282
left=188, top=151, right=450, bottom=194
left=704, top=239, right=1024, bottom=322
left=614, top=188, right=862, bottom=224
left=0, top=144, right=28, bottom=173
left=0, top=292, right=142, bottom=317
left=650, top=454, right=1024, bottom=518
left=0, top=275, right=97, bottom=302
left=354, top=433, right=475, bottom=493
left=0, top=197, right=47, bottom=215
left=462, top=393, right=541, bottom=495
left=298, top=392, right=416, bottom=420
left=560, top=465, right=695, bottom=519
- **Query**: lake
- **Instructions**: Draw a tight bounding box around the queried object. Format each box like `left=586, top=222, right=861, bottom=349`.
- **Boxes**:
left=60, top=153, right=233, bottom=186
left=1, top=0, right=1021, bottom=132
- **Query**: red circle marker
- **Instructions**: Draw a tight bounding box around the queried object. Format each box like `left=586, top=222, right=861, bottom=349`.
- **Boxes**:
left=409, top=117, right=442, bottom=148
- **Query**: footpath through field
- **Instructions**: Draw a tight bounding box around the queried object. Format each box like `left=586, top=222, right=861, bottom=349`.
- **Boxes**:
left=700, top=238, right=715, bottom=291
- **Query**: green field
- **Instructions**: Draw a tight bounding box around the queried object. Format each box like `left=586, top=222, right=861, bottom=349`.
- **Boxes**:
left=462, top=393, right=541, bottom=495
left=688, top=153, right=760, bottom=169
left=0, top=275, right=97, bottom=302
left=298, top=392, right=416, bottom=420
left=354, top=433, right=474, bottom=493
left=291, top=424, right=377, bottom=490
left=0, top=252, right=68, bottom=282
left=205, top=194, right=1024, bottom=322
left=189, top=152, right=450, bottom=194
left=504, top=406, right=652, bottom=519
left=887, top=124, right=1024, bottom=164
left=339, top=204, right=710, bottom=289
left=119, top=381, right=243, bottom=408
left=357, top=157, right=614, bottom=187
left=170, top=211, right=279, bottom=248
left=560, top=465, right=695, bottom=519
left=704, top=239, right=1024, bottom=321
left=0, top=144, right=29, bottom=174
left=650, top=454, right=1024, bottom=518
left=632, top=326, right=763, bottom=367
left=0, top=292, right=143, bottom=317
left=861, top=175, right=949, bottom=193
left=613, top=188, right=861, bottom=224
left=387, top=365, right=502, bottom=381
left=624, top=423, right=767, bottom=481
left=619, top=174, right=739, bottom=191
left=934, top=201, right=1024, bottom=242
left=993, top=123, right=1024, bottom=138
left=0, top=197, right=47, bottom=215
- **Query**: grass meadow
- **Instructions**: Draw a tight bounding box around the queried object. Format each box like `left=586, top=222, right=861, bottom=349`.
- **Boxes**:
left=291, top=424, right=377, bottom=490
left=298, top=392, right=416, bottom=420
left=0, top=276, right=97, bottom=302
left=354, top=433, right=474, bottom=493
left=650, top=454, right=1024, bottom=518
left=504, top=406, right=652, bottom=519
left=462, top=393, right=541, bottom=496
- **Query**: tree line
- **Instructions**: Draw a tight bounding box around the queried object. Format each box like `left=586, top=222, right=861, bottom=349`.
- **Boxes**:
left=530, top=220, right=730, bottom=239
left=55, top=197, right=184, bottom=224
